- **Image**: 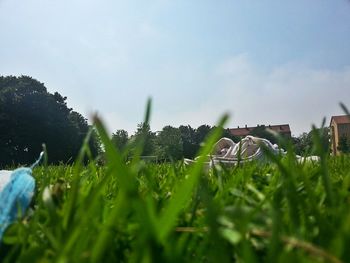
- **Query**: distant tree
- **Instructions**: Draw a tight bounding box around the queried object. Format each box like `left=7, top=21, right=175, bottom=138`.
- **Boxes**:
left=131, top=123, right=156, bottom=156
left=317, top=127, right=331, bottom=154
left=179, top=125, right=239, bottom=158
left=68, top=111, right=100, bottom=156
left=179, top=125, right=197, bottom=158
left=112, top=129, right=129, bottom=151
left=293, top=132, right=312, bottom=155
left=155, top=126, right=183, bottom=160
left=293, top=127, right=330, bottom=155
left=90, top=126, right=102, bottom=155
left=195, top=125, right=212, bottom=146
left=0, top=75, right=98, bottom=166
left=337, top=135, right=350, bottom=154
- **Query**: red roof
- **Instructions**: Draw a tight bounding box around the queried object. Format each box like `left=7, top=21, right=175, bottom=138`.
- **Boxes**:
left=229, top=124, right=291, bottom=137
left=229, top=127, right=254, bottom=137
left=330, top=115, right=350, bottom=125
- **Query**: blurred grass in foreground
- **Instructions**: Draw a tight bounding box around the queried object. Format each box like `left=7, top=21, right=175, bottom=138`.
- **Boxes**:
left=1, top=103, right=350, bottom=262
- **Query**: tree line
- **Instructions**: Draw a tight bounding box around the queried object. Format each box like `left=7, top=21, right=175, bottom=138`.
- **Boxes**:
left=0, top=75, right=332, bottom=166
left=112, top=123, right=331, bottom=161
left=111, top=123, right=238, bottom=161
left=0, top=75, right=237, bottom=166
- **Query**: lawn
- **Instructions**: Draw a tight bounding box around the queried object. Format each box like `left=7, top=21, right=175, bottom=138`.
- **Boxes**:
left=1, top=116, right=350, bottom=263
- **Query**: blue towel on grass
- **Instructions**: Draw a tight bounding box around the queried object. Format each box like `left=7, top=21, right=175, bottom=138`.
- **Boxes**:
left=0, top=152, right=43, bottom=240
left=0, top=168, right=35, bottom=239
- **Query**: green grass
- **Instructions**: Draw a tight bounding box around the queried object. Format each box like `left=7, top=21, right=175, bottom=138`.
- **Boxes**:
left=1, top=116, right=350, bottom=263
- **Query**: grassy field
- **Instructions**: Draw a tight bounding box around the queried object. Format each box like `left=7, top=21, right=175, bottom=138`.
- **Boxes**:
left=1, top=115, right=350, bottom=263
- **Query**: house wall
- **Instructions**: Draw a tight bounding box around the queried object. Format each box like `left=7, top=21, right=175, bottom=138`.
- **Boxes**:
left=230, top=125, right=291, bottom=138
left=331, top=119, right=339, bottom=155
left=330, top=120, right=350, bottom=155
left=331, top=124, right=336, bottom=155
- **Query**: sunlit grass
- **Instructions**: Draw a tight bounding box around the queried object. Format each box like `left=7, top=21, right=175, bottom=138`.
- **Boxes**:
left=1, top=103, right=350, bottom=262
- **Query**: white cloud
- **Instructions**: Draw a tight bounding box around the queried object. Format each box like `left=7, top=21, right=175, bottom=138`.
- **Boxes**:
left=1, top=1, right=349, bottom=137
left=147, top=55, right=350, bottom=136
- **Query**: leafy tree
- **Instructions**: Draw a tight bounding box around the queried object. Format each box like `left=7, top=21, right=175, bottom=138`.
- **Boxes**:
left=179, top=125, right=197, bottom=159
left=317, top=127, right=331, bottom=154
left=195, top=125, right=212, bottom=146
left=0, top=75, right=98, bottom=166
left=155, top=126, right=183, bottom=160
left=131, top=123, right=156, bottom=156
left=179, top=125, right=238, bottom=159
left=68, top=111, right=100, bottom=156
left=293, top=127, right=330, bottom=155
left=293, top=132, right=312, bottom=155
left=112, top=129, right=129, bottom=151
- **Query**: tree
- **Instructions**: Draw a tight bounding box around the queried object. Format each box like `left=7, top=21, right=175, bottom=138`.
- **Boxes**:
left=293, top=132, right=312, bottom=155
left=178, top=125, right=238, bottom=159
left=155, top=126, right=183, bottom=160
left=317, top=127, right=331, bottom=154
left=179, top=125, right=197, bottom=159
left=112, top=129, right=129, bottom=151
left=293, top=127, right=330, bottom=155
left=195, top=125, right=212, bottom=146
left=131, top=123, right=156, bottom=156
left=0, top=75, right=98, bottom=166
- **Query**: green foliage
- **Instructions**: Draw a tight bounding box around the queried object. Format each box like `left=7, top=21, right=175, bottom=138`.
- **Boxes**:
left=195, top=124, right=212, bottom=146
left=179, top=125, right=198, bottom=159
left=155, top=125, right=183, bottom=161
left=293, top=127, right=330, bottom=156
left=2, top=100, right=350, bottom=262
left=0, top=75, right=99, bottom=166
left=1, top=112, right=350, bottom=263
left=293, top=132, right=312, bottom=155
left=119, top=123, right=233, bottom=160
left=111, top=129, right=129, bottom=151
left=178, top=125, right=238, bottom=159
left=131, top=122, right=157, bottom=156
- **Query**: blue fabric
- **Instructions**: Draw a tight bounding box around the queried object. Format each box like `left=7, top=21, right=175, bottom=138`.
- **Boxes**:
left=0, top=167, right=35, bottom=240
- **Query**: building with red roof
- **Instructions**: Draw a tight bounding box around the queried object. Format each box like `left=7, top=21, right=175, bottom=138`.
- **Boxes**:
left=330, top=115, right=350, bottom=155
left=229, top=124, right=291, bottom=138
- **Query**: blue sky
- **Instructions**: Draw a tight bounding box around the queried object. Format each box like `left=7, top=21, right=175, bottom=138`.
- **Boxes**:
left=1, top=0, right=350, bottom=135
